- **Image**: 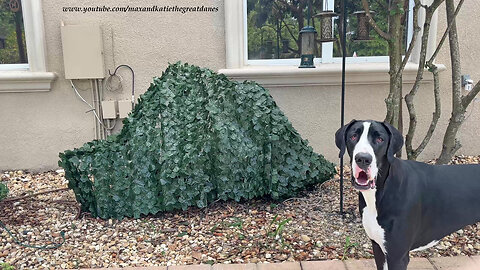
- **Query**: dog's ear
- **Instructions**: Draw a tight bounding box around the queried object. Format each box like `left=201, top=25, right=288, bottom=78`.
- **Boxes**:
left=381, top=122, right=404, bottom=163
left=335, top=119, right=357, bottom=158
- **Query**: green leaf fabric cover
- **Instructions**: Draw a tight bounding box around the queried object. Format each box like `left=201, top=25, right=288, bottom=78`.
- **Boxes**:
left=59, top=63, right=335, bottom=219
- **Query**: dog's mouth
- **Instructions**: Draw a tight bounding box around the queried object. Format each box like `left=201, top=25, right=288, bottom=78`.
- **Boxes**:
left=353, top=170, right=376, bottom=190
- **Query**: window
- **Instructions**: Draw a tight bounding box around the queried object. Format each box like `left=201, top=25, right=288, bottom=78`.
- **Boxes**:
left=0, top=0, right=28, bottom=70
left=245, top=0, right=414, bottom=65
left=0, top=0, right=54, bottom=92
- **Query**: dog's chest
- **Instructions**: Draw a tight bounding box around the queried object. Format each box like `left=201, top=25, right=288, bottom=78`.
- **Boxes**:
left=361, top=189, right=387, bottom=254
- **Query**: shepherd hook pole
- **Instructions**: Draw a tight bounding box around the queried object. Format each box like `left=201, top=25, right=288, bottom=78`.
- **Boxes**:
left=340, top=0, right=347, bottom=216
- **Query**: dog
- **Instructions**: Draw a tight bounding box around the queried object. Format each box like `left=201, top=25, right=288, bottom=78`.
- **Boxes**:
left=335, top=120, right=480, bottom=270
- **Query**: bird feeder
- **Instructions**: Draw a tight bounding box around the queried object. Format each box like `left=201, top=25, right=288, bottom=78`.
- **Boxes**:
left=299, top=26, right=317, bottom=68
left=315, top=11, right=338, bottom=42
left=9, top=0, right=21, bottom=12
left=354, top=11, right=374, bottom=41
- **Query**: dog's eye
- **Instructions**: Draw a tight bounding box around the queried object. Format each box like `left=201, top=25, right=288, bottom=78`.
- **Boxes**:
left=350, top=134, right=358, bottom=141
left=376, top=137, right=384, bottom=143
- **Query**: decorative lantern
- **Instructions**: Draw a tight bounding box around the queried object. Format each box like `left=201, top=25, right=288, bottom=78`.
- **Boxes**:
left=299, top=26, right=317, bottom=68
left=354, top=11, right=374, bottom=41
left=0, top=36, right=5, bottom=49
left=314, top=11, right=338, bottom=42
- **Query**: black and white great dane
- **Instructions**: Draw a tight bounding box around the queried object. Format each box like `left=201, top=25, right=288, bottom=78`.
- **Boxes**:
left=335, top=119, right=480, bottom=270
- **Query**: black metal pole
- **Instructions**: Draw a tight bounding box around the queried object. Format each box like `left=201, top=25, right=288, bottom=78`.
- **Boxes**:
left=340, top=0, right=347, bottom=216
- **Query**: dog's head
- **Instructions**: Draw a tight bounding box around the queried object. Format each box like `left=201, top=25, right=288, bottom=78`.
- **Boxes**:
left=335, top=120, right=403, bottom=191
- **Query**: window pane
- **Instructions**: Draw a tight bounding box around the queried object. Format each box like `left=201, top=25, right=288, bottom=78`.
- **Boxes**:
left=332, top=1, right=408, bottom=57
left=247, top=0, right=327, bottom=60
left=0, top=0, right=28, bottom=64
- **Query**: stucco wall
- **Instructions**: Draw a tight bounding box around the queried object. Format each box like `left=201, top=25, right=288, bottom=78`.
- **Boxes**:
left=0, top=0, right=479, bottom=171
left=0, top=0, right=225, bottom=171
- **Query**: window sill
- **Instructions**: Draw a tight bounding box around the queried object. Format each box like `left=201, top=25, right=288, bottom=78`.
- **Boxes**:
left=0, top=71, right=57, bottom=93
left=219, top=62, right=446, bottom=87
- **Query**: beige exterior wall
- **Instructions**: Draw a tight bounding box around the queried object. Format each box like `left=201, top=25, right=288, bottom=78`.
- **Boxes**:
left=0, top=0, right=478, bottom=171
left=0, top=0, right=225, bottom=171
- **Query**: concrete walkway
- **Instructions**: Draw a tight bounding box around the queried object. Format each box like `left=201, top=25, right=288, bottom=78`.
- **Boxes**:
left=86, top=256, right=480, bottom=270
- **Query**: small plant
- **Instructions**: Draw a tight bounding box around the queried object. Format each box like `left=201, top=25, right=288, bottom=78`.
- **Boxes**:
left=210, top=223, right=221, bottom=233
left=177, top=231, right=188, bottom=237
left=0, top=182, right=8, bottom=201
left=1, top=263, right=15, bottom=270
left=228, top=217, right=244, bottom=229
left=267, top=214, right=292, bottom=241
left=341, top=236, right=359, bottom=261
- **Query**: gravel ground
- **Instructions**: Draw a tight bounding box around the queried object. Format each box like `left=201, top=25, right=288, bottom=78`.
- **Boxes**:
left=1, top=155, right=480, bottom=269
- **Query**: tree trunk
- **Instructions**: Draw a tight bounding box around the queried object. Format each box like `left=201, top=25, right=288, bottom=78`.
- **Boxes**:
left=385, top=1, right=404, bottom=130
left=437, top=0, right=463, bottom=164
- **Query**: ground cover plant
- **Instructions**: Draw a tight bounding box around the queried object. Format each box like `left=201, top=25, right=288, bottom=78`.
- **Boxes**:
left=59, top=62, right=335, bottom=219
left=0, top=182, right=8, bottom=201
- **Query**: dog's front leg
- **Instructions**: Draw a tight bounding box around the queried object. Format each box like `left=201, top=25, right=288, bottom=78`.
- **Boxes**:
left=385, top=252, right=409, bottom=270
left=371, top=240, right=386, bottom=270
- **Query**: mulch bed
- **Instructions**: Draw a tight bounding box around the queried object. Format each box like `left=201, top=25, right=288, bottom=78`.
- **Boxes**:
left=0, top=155, right=479, bottom=269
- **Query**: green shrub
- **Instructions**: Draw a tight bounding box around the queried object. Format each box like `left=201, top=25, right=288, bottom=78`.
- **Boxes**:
left=0, top=182, right=8, bottom=201
left=59, top=62, right=335, bottom=219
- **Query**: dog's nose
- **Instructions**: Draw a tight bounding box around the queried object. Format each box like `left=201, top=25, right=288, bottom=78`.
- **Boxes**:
left=355, top=153, right=372, bottom=169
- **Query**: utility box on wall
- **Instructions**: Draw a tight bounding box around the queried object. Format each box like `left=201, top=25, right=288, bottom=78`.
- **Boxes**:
left=61, top=24, right=105, bottom=79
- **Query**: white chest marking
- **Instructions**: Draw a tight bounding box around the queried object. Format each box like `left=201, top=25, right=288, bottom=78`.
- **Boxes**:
left=361, top=189, right=387, bottom=254
left=411, top=240, right=439, bottom=252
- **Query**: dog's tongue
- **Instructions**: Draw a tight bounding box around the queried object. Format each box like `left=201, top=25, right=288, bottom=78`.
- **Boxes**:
left=357, top=171, right=369, bottom=185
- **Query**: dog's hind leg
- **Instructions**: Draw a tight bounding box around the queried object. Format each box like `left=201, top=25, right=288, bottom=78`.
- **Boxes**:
left=372, top=240, right=386, bottom=270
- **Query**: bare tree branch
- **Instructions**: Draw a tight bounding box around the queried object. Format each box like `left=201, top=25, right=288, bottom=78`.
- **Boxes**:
left=411, top=64, right=441, bottom=159
left=276, top=0, right=299, bottom=14
left=427, top=0, right=465, bottom=66
left=361, top=0, right=392, bottom=40
left=395, top=0, right=421, bottom=81
left=437, top=0, right=464, bottom=164
left=281, top=18, right=298, bottom=43
left=462, top=80, right=480, bottom=108
left=404, top=7, right=436, bottom=157
left=373, top=0, right=389, bottom=11
left=404, top=1, right=446, bottom=159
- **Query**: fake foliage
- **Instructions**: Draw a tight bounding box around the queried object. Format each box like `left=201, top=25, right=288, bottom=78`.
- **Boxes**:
left=59, top=62, right=335, bottom=219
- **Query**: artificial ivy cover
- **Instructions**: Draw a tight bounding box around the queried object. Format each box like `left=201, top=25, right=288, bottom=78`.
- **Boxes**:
left=59, top=62, right=335, bottom=219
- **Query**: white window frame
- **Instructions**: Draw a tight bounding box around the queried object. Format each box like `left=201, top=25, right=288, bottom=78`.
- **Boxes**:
left=222, top=0, right=440, bottom=87
left=244, top=0, right=413, bottom=66
left=0, top=0, right=56, bottom=92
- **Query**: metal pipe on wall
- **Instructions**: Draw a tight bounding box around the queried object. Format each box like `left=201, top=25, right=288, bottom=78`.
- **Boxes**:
left=90, top=79, right=99, bottom=140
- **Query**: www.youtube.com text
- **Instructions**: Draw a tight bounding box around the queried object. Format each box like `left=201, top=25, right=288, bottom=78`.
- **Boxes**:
left=62, top=5, right=219, bottom=14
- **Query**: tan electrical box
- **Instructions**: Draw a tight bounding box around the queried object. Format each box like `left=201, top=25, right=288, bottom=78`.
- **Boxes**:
left=118, top=100, right=133, bottom=118
left=101, top=100, right=117, bottom=119
left=61, top=24, right=105, bottom=79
